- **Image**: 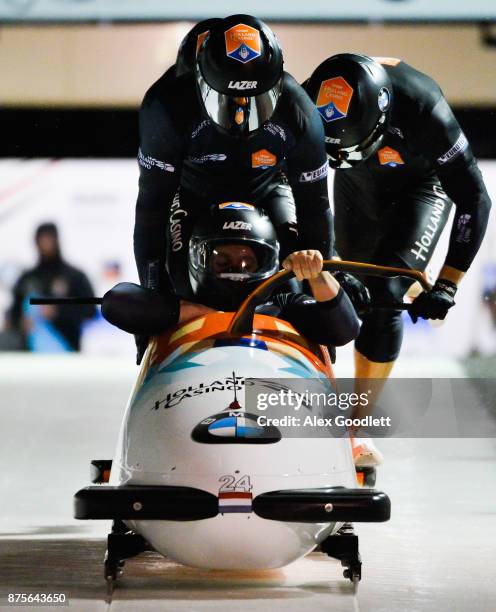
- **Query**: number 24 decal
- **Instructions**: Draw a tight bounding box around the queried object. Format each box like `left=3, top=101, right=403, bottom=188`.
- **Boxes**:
left=219, top=474, right=252, bottom=493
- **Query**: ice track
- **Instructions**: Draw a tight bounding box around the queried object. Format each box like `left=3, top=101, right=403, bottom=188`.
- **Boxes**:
left=0, top=353, right=495, bottom=612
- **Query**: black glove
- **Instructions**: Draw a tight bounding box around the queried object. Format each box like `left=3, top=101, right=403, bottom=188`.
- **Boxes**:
left=409, top=279, right=457, bottom=323
left=333, top=271, right=371, bottom=312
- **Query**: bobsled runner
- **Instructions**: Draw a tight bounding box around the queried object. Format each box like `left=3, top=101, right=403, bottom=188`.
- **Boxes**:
left=32, top=260, right=431, bottom=587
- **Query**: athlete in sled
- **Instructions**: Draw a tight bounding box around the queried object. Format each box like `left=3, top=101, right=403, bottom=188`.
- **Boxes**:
left=32, top=206, right=432, bottom=585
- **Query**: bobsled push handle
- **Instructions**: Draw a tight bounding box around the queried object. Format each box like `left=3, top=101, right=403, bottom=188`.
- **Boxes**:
left=29, top=296, right=103, bottom=305
left=29, top=282, right=180, bottom=336
left=228, top=260, right=431, bottom=336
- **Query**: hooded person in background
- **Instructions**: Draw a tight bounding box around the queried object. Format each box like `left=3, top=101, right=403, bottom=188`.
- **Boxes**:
left=6, top=223, right=96, bottom=352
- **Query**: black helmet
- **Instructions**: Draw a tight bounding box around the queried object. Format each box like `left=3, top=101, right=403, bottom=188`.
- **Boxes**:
left=196, top=14, right=283, bottom=137
left=175, top=18, right=222, bottom=78
left=305, top=53, right=393, bottom=169
left=189, top=203, right=280, bottom=310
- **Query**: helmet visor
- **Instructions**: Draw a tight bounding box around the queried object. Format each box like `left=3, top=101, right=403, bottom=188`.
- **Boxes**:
left=197, top=67, right=282, bottom=134
left=326, top=114, right=387, bottom=169
left=190, top=238, right=279, bottom=282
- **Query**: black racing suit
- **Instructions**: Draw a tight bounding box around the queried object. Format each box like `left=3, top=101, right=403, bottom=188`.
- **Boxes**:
left=256, top=288, right=359, bottom=347
left=134, top=70, right=332, bottom=297
left=333, top=59, right=491, bottom=362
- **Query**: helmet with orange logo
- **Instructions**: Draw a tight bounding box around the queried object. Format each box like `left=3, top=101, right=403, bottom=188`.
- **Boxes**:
left=196, top=14, right=283, bottom=136
left=304, top=53, right=393, bottom=169
left=175, top=18, right=222, bottom=78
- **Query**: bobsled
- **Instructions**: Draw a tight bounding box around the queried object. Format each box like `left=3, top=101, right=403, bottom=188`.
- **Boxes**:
left=33, top=260, right=431, bottom=585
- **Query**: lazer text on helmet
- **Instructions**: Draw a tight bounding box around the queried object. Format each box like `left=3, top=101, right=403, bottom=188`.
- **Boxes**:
left=228, top=81, right=258, bottom=90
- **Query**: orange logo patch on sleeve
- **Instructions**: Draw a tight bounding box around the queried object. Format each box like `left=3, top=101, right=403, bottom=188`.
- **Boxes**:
left=252, top=149, right=277, bottom=169
left=225, top=23, right=261, bottom=63
left=316, top=77, right=354, bottom=123
left=378, top=146, right=405, bottom=167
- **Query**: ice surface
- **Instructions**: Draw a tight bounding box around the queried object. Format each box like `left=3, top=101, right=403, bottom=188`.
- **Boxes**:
left=0, top=355, right=495, bottom=611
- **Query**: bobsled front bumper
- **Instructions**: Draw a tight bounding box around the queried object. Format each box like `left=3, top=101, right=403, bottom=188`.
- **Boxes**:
left=74, top=485, right=390, bottom=523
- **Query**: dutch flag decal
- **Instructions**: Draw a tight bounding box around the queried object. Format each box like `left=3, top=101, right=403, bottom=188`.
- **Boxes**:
left=218, top=491, right=253, bottom=513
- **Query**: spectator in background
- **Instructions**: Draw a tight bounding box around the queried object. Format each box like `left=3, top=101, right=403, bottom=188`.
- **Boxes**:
left=5, top=222, right=96, bottom=352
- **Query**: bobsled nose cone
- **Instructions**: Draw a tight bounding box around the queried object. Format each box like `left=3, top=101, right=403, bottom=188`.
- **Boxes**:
left=101, top=282, right=179, bottom=335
